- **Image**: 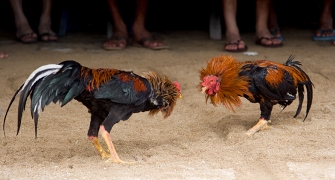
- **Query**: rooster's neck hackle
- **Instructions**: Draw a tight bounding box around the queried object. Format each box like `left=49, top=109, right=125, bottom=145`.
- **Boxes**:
left=143, top=71, right=179, bottom=118
left=199, top=55, right=253, bottom=111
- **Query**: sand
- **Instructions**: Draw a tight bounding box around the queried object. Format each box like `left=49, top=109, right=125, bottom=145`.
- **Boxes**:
left=0, top=29, right=334, bottom=179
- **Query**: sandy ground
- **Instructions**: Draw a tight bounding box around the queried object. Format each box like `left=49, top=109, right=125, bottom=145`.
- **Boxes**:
left=0, top=29, right=334, bottom=180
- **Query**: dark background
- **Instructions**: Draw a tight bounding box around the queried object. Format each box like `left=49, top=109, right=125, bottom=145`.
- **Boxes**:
left=0, top=0, right=333, bottom=37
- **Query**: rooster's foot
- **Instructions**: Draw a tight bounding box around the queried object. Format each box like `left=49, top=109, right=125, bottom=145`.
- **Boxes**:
left=99, top=151, right=111, bottom=160
left=246, top=119, right=269, bottom=136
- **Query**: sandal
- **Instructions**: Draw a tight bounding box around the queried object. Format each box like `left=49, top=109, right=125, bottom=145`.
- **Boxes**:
left=313, top=29, right=335, bottom=41
left=39, top=31, right=58, bottom=42
left=255, top=37, right=283, bottom=48
left=224, top=39, right=248, bottom=52
left=270, top=28, right=284, bottom=41
left=103, top=35, right=130, bottom=50
left=137, top=36, right=169, bottom=50
left=16, top=33, right=38, bottom=44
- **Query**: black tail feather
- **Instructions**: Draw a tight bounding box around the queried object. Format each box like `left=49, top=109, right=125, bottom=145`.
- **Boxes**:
left=294, top=84, right=304, bottom=118
left=286, top=55, right=314, bottom=121
left=3, top=61, right=85, bottom=138
left=304, top=82, right=313, bottom=122
left=33, top=107, right=39, bottom=138
left=285, top=55, right=301, bottom=67
left=19, top=69, right=52, bottom=121
left=3, top=84, right=24, bottom=137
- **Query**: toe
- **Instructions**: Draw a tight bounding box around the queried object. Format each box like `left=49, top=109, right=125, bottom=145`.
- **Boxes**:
left=20, top=33, right=38, bottom=43
left=225, top=42, right=238, bottom=51
left=261, top=38, right=272, bottom=46
left=272, top=38, right=282, bottom=45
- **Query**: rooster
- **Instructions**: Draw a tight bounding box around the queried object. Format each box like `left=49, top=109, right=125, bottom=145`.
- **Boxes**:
left=3, top=60, right=182, bottom=163
left=199, top=55, right=313, bottom=136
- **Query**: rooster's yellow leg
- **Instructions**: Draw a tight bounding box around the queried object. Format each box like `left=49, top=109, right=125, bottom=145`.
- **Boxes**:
left=88, top=136, right=110, bottom=159
left=246, top=119, right=269, bottom=136
left=100, top=125, right=135, bottom=164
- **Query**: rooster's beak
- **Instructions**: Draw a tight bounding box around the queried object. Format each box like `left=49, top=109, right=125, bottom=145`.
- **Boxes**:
left=201, top=87, right=207, bottom=93
left=178, top=93, right=182, bottom=98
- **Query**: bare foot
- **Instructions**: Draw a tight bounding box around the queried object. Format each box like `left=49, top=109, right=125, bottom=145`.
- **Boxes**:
left=0, top=51, right=8, bottom=59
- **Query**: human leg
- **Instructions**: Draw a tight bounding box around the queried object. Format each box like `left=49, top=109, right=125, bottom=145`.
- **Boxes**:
left=255, top=0, right=282, bottom=47
left=313, top=0, right=334, bottom=41
left=9, top=0, right=37, bottom=43
left=268, top=1, right=283, bottom=41
left=222, top=0, right=247, bottom=52
left=38, top=0, right=58, bottom=41
left=104, top=0, right=129, bottom=50
left=132, top=0, right=168, bottom=50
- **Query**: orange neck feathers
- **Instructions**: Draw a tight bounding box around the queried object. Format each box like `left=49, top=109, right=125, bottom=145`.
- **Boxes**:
left=143, top=71, right=180, bottom=118
left=199, top=55, right=252, bottom=112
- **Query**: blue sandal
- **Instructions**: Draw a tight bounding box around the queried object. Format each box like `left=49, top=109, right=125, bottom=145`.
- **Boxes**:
left=313, top=29, right=335, bottom=41
left=270, top=28, right=284, bottom=41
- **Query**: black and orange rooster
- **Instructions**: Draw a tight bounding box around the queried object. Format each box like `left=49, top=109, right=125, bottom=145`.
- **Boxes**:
left=199, top=55, right=313, bottom=136
left=3, top=60, right=181, bottom=163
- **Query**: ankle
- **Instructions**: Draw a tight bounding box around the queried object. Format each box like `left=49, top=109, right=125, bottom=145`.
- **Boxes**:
left=226, top=33, right=242, bottom=41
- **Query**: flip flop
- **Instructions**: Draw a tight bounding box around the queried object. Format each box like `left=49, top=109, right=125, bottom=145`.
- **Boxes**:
left=16, top=33, right=38, bottom=44
left=224, top=39, right=248, bottom=52
left=39, top=31, right=58, bottom=42
left=255, top=37, right=283, bottom=48
left=137, top=37, right=169, bottom=50
left=270, top=28, right=284, bottom=41
left=313, top=29, right=335, bottom=41
left=103, top=35, right=129, bottom=50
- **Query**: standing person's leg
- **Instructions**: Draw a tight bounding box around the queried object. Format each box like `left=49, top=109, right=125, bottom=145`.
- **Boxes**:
left=313, top=0, right=334, bottom=41
left=9, top=0, right=38, bottom=43
left=222, top=0, right=247, bottom=52
left=268, top=1, right=283, bottom=41
left=38, top=0, right=58, bottom=41
left=104, top=0, right=129, bottom=50
left=132, top=0, right=168, bottom=49
left=255, top=0, right=282, bottom=47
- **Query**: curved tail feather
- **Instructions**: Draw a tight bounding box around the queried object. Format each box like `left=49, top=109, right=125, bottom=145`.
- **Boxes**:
left=285, top=56, right=314, bottom=121
left=304, top=81, right=313, bottom=122
left=19, top=65, right=63, bottom=136
left=294, top=84, right=304, bottom=118
left=3, top=84, right=23, bottom=137
left=3, top=61, right=86, bottom=138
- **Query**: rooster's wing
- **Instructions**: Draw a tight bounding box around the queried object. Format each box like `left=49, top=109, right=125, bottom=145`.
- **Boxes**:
left=92, top=72, right=151, bottom=106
